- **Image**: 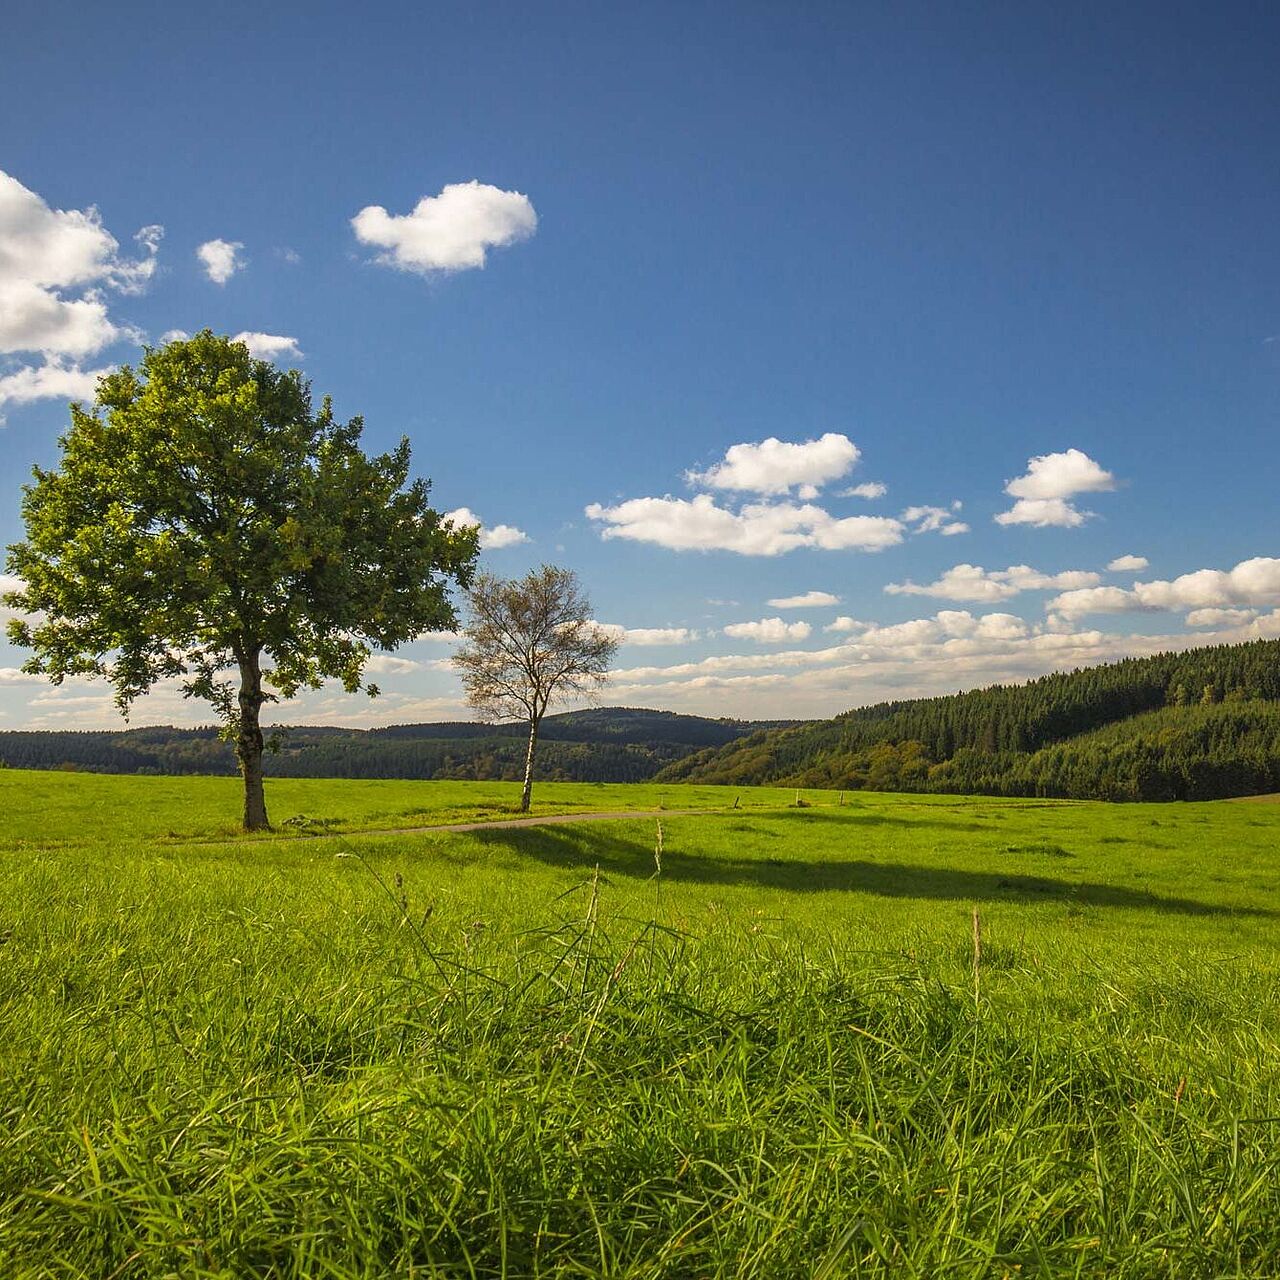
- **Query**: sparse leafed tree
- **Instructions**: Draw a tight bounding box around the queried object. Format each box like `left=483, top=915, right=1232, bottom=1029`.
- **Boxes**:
left=4, top=331, right=478, bottom=830
left=453, top=566, right=619, bottom=812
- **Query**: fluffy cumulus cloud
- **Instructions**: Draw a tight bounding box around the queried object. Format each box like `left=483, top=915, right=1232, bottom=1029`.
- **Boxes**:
left=687, top=433, right=860, bottom=499
left=1048, top=557, right=1280, bottom=620
left=0, top=359, right=110, bottom=423
left=840, top=481, right=887, bottom=499
left=886, top=563, right=1102, bottom=603
left=1186, top=607, right=1259, bottom=629
left=352, top=181, right=537, bottom=275
left=722, top=617, right=813, bottom=644
left=995, top=449, right=1115, bottom=528
left=0, top=170, right=162, bottom=417
left=586, top=435, right=937, bottom=556
left=232, top=331, right=302, bottom=361
left=444, top=507, right=530, bottom=550
left=767, top=590, right=840, bottom=609
left=1108, top=554, right=1149, bottom=573
left=197, top=239, right=245, bottom=284
left=593, top=624, right=698, bottom=646
left=824, top=616, right=865, bottom=633
left=902, top=502, right=969, bottom=536
left=586, top=494, right=905, bottom=556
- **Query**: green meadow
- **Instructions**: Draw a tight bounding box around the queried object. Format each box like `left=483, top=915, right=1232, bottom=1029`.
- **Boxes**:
left=3, top=771, right=1280, bottom=1277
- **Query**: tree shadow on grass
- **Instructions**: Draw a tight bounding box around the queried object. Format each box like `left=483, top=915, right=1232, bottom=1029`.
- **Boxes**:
left=466, top=825, right=1277, bottom=919
left=731, top=808, right=991, bottom=833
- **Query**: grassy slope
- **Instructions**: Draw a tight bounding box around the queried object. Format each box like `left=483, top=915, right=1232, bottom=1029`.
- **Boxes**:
left=2, top=771, right=1280, bottom=1276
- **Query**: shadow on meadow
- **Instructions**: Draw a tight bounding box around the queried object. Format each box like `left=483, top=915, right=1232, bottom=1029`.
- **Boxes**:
left=466, top=821, right=1274, bottom=919
left=773, top=808, right=991, bottom=833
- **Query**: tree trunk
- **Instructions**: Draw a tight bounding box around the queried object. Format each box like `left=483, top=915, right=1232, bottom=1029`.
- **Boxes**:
left=236, top=652, right=269, bottom=831
left=519, top=716, right=539, bottom=813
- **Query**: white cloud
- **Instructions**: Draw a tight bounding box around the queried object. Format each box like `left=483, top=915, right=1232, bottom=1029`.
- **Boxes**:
left=232, top=331, right=302, bottom=361
left=480, top=525, right=530, bottom=550
left=723, top=617, right=813, bottom=644
left=886, top=563, right=1102, bottom=603
left=824, top=616, right=865, bottom=633
left=351, top=180, right=537, bottom=274
left=995, top=497, right=1090, bottom=529
left=1005, top=448, right=1115, bottom=500
left=1185, top=607, right=1258, bottom=628
left=0, top=170, right=159, bottom=360
left=1045, top=585, right=1138, bottom=619
left=840, top=481, right=887, bottom=499
left=687, top=433, right=861, bottom=499
left=594, top=623, right=697, bottom=646
left=0, top=359, right=109, bottom=421
left=197, top=239, right=245, bottom=285
left=0, top=668, right=44, bottom=685
left=0, top=572, right=38, bottom=627
left=586, top=494, right=904, bottom=556
left=1108, top=554, right=1149, bottom=572
left=364, top=654, right=423, bottom=675
left=1048, top=557, right=1280, bottom=619
left=902, top=502, right=968, bottom=536
left=444, top=507, right=530, bottom=550
left=159, top=328, right=190, bottom=344
left=995, top=449, right=1115, bottom=528
left=0, top=286, right=121, bottom=360
left=601, top=604, right=1277, bottom=719
left=767, top=590, right=840, bottom=609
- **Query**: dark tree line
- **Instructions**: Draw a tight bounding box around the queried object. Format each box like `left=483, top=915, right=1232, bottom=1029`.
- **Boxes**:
left=660, top=638, right=1280, bottom=801
left=0, top=709, right=790, bottom=783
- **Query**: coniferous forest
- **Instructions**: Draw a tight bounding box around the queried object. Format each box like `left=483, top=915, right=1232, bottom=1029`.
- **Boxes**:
left=658, top=637, right=1280, bottom=801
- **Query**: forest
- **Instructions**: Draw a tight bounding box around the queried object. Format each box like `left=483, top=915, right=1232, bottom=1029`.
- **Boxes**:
left=658, top=637, right=1280, bottom=801
left=0, top=708, right=790, bottom=784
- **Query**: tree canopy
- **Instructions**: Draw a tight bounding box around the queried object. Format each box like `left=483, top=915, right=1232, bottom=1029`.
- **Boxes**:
left=4, top=331, right=478, bottom=827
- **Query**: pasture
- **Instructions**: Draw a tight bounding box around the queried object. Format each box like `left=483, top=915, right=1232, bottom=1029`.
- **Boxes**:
left=2, top=771, right=1279, bottom=1277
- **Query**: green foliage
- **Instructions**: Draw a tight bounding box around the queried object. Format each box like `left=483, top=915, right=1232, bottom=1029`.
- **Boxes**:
left=663, top=637, right=1280, bottom=800
left=3, top=773, right=1280, bottom=1274
left=6, top=331, right=477, bottom=712
left=4, top=332, right=478, bottom=827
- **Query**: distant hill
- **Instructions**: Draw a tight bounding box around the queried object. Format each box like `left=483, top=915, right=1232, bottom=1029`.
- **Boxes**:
left=0, top=707, right=801, bottom=784
left=656, top=638, right=1280, bottom=801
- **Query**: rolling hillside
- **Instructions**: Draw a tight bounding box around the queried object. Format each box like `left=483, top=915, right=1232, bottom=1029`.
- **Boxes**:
left=657, top=637, right=1280, bottom=801
left=0, top=707, right=799, bottom=784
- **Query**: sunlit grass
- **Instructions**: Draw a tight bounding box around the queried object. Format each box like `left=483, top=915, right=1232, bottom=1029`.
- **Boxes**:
left=2, top=771, right=1279, bottom=1276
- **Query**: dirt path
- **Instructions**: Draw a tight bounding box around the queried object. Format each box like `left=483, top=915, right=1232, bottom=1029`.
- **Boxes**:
left=373, top=807, right=720, bottom=836
left=244, top=807, right=729, bottom=844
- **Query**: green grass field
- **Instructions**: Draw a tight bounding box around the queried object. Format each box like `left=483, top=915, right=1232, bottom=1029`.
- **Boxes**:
left=3, top=771, right=1280, bottom=1277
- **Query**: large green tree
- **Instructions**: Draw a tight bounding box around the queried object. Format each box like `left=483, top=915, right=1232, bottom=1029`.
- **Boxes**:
left=4, top=332, right=478, bottom=829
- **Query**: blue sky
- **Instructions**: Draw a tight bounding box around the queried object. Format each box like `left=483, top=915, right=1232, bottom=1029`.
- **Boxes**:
left=2, top=1, right=1278, bottom=727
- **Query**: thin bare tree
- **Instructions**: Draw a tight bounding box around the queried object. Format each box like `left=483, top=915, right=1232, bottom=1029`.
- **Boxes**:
left=452, top=565, right=619, bottom=812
